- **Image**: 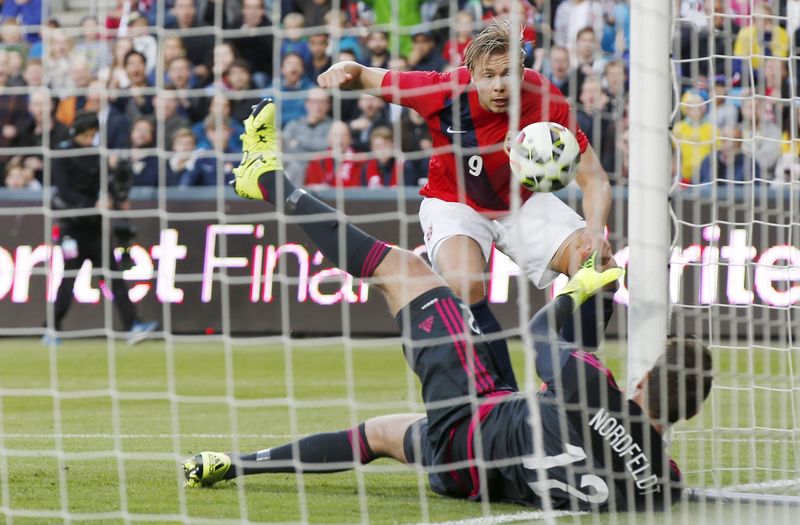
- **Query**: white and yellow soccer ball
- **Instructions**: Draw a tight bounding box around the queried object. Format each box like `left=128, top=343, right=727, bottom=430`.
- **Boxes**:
left=508, top=122, right=581, bottom=192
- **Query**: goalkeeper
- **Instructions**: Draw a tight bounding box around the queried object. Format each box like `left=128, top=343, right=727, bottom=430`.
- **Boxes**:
left=184, top=100, right=713, bottom=511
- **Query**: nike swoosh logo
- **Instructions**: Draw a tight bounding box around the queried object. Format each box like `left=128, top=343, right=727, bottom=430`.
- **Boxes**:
left=446, top=126, right=468, bottom=134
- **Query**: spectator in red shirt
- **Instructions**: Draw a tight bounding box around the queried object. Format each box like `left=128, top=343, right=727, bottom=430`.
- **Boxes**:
left=360, top=126, right=399, bottom=188
left=305, top=121, right=363, bottom=188
left=443, top=10, right=474, bottom=67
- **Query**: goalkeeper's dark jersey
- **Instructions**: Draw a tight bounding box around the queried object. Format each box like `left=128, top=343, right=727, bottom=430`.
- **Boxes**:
left=401, top=288, right=682, bottom=512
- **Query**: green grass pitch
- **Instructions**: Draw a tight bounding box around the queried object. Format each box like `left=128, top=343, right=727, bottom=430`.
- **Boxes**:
left=0, top=337, right=797, bottom=524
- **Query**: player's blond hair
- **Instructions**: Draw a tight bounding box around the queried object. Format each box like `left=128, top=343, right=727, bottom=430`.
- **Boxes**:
left=463, top=19, right=526, bottom=73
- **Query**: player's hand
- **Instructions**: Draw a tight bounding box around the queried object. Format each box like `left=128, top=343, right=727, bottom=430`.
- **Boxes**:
left=579, top=229, right=613, bottom=267
left=317, top=63, right=354, bottom=89
left=557, top=251, right=624, bottom=309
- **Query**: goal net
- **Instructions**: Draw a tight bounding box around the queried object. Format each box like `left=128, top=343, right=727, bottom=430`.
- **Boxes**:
left=0, top=0, right=797, bottom=523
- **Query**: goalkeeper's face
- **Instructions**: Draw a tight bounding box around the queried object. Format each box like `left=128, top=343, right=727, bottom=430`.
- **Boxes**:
left=471, top=52, right=523, bottom=114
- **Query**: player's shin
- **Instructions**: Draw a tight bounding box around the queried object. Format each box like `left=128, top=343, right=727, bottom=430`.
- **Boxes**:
left=227, top=423, right=377, bottom=479
left=260, top=171, right=391, bottom=278
left=470, top=299, right=518, bottom=390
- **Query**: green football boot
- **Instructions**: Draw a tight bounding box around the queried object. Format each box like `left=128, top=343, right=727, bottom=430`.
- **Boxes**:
left=232, top=98, right=283, bottom=200
left=556, top=251, right=624, bottom=309
left=183, top=451, right=232, bottom=487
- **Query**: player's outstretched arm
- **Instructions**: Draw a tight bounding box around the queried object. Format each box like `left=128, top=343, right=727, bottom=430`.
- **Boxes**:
left=317, top=61, right=388, bottom=91
left=529, top=253, right=623, bottom=384
left=574, top=145, right=613, bottom=266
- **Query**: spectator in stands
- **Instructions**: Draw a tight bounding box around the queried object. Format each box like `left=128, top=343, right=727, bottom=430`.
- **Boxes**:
left=0, top=56, right=27, bottom=149
left=604, top=60, right=627, bottom=99
left=547, top=46, right=573, bottom=100
left=400, top=108, right=431, bottom=187
left=774, top=103, right=800, bottom=182
left=17, top=88, right=69, bottom=182
left=164, top=56, right=205, bottom=123
left=74, top=15, right=112, bottom=76
left=192, top=94, right=243, bottom=152
left=225, top=59, right=260, bottom=125
left=349, top=92, right=390, bottom=152
left=740, top=96, right=782, bottom=173
left=167, top=55, right=194, bottom=90
left=282, top=87, right=332, bottom=185
left=3, top=157, right=40, bottom=190
left=286, top=0, right=332, bottom=28
left=228, top=0, right=274, bottom=88
left=443, top=10, right=474, bottom=67
left=600, top=0, right=630, bottom=58
left=673, top=89, right=714, bottom=183
left=577, top=76, right=616, bottom=173
left=4, top=48, right=24, bottom=85
left=305, top=120, right=363, bottom=188
left=22, top=58, right=43, bottom=87
left=306, top=33, right=332, bottom=84
left=202, top=0, right=242, bottom=29
left=105, top=0, right=140, bottom=31
left=554, top=0, right=605, bottom=56
left=488, top=0, right=539, bottom=69
left=153, top=90, right=191, bottom=148
left=1, top=0, right=43, bottom=43
left=281, top=13, right=311, bottom=65
left=160, top=36, right=188, bottom=74
left=181, top=115, right=237, bottom=186
left=762, top=57, right=791, bottom=132
left=111, top=50, right=154, bottom=121
left=364, top=31, right=390, bottom=69
left=699, top=126, right=755, bottom=184
left=269, top=53, right=313, bottom=128
left=130, top=14, right=158, bottom=77
left=55, top=55, right=94, bottom=127
left=324, top=10, right=362, bottom=62
left=90, top=80, right=130, bottom=150
left=361, top=0, right=422, bottom=58
left=361, top=126, right=399, bottom=188
left=210, top=42, right=237, bottom=87
left=168, top=0, right=214, bottom=85
left=166, top=127, right=198, bottom=184
left=710, top=76, right=739, bottom=130
left=120, top=116, right=160, bottom=187
left=734, top=3, right=789, bottom=72
left=573, top=27, right=607, bottom=95
left=1, top=19, right=29, bottom=59
left=45, top=29, right=73, bottom=91
left=408, top=30, right=446, bottom=72
left=99, top=37, right=133, bottom=88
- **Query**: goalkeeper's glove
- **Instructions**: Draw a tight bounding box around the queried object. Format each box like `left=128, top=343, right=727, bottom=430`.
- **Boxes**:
left=556, top=251, right=624, bottom=310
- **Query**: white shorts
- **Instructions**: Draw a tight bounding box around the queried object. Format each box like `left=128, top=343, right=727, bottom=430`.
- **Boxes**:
left=418, top=195, right=586, bottom=289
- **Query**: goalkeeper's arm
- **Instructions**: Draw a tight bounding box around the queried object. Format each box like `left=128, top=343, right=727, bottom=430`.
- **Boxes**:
left=528, top=253, right=623, bottom=391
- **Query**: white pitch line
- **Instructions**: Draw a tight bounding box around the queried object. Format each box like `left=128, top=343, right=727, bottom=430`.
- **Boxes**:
left=1, top=433, right=293, bottom=440
left=423, top=510, right=587, bottom=525
left=722, top=478, right=800, bottom=492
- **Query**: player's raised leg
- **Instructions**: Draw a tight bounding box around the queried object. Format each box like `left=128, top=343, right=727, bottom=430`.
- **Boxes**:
left=231, top=98, right=443, bottom=314
left=184, top=414, right=424, bottom=487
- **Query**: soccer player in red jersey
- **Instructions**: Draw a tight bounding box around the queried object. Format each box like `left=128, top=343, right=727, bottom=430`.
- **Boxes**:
left=318, top=20, right=615, bottom=390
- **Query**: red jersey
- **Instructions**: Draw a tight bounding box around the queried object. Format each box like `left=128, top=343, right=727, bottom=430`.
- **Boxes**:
left=381, top=67, right=588, bottom=212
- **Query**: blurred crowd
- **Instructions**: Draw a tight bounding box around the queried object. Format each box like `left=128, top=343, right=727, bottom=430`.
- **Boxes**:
left=0, top=0, right=796, bottom=193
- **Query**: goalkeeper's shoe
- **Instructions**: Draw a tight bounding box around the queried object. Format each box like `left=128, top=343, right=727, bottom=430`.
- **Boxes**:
left=556, top=251, right=624, bottom=309
left=183, top=451, right=232, bottom=487
left=232, top=98, right=283, bottom=200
